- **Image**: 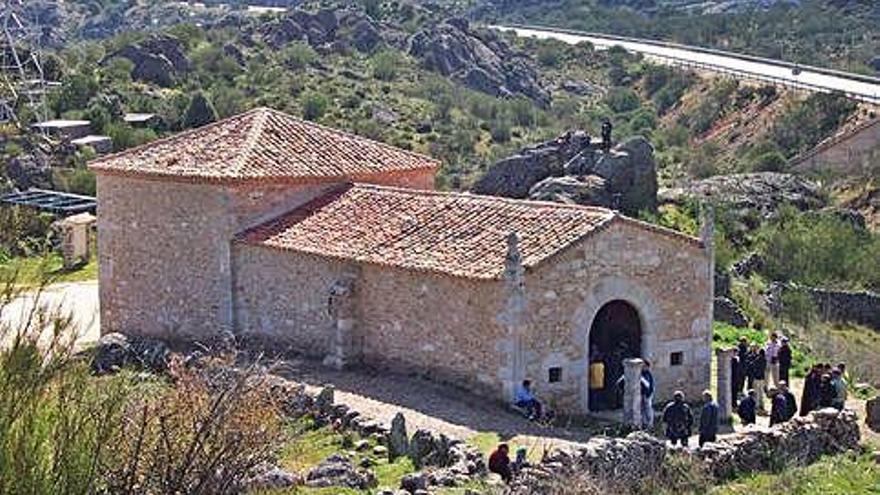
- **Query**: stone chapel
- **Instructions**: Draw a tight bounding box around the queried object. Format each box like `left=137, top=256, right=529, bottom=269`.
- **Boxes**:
left=89, top=107, right=714, bottom=414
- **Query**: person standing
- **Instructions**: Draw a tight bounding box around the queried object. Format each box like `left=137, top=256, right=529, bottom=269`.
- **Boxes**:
left=748, top=346, right=767, bottom=412
left=800, top=364, right=821, bottom=416
left=662, top=391, right=693, bottom=446
left=830, top=368, right=848, bottom=410
left=601, top=119, right=613, bottom=151
left=589, top=348, right=606, bottom=410
left=488, top=444, right=512, bottom=483
left=778, top=338, right=792, bottom=385
left=779, top=381, right=797, bottom=421
left=765, top=332, right=782, bottom=388
left=818, top=374, right=834, bottom=408
left=731, top=350, right=742, bottom=407
left=737, top=389, right=757, bottom=425
left=640, top=360, right=655, bottom=429
left=699, top=390, right=719, bottom=446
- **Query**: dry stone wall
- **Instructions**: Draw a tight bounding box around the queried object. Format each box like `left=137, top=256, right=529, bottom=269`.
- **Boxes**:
left=510, top=408, right=860, bottom=493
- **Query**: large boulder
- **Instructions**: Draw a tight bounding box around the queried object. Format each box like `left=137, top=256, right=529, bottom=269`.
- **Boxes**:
left=389, top=412, right=409, bottom=460
left=591, top=136, right=658, bottom=213
left=103, top=34, right=190, bottom=87
left=471, top=131, right=592, bottom=198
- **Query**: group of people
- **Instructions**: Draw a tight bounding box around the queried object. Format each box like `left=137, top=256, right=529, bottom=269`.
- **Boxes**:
left=800, top=362, right=848, bottom=415
left=661, top=390, right=720, bottom=447
left=731, top=332, right=793, bottom=410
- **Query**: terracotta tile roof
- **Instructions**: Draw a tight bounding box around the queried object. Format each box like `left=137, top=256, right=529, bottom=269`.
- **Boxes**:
left=238, top=183, right=622, bottom=280
left=88, top=107, right=440, bottom=183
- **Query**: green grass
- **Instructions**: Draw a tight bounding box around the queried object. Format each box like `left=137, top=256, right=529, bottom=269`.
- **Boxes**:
left=711, top=452, right=880, bottom=495
left=713, top=322, right=814, bottom=378
left=0, top=252, right=98, bottom=287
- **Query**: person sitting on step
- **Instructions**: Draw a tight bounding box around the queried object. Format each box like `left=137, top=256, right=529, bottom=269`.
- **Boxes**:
left=513, top=379, right=543, bottom=421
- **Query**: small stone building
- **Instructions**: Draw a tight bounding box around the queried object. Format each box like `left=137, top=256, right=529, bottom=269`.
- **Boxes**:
left=90, top=107, right=714, bottom=414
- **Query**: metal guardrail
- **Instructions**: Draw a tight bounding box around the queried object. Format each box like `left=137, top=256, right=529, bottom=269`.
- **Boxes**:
left=495, top=24, right=880, bottom=104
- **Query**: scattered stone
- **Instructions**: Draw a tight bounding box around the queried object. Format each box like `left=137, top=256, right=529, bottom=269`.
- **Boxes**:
left=354, top=439, right=371, bottom=451
left=559, top=79, right=595, bottom=96
left=732, top=252, right=765, bottom=278
left=373, top=445, right=389, bottom=457
left=243, top=465, right=302, bottom=492
left=306, top=454, right=376, bottom=490
left=389, top=412, right=409, bottom=459
left=91, top=332, right=169, bottom=374
left=400, top=472, right=428, bottom=493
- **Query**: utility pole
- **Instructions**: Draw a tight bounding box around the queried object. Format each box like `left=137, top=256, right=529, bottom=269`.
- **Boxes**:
left=0, top=0, right=48, bottom=127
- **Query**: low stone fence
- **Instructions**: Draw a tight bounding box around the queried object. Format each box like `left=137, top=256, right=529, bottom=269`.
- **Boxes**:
left=768, top=283, right=880, bottom=330
left=510, top=408, right=860, bottom=493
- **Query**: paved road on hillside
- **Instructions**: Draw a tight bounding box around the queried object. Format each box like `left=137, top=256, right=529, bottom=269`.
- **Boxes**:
left=494, top=25, right=880, bottom=103
left=0, top=281, right=100, bottom=349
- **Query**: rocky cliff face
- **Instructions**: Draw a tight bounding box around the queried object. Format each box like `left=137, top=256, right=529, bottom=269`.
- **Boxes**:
left=472, top=132, right=658, bottom=215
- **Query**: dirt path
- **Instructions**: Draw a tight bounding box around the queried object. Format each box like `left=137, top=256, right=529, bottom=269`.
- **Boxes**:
left=274, top=357, right=597, bottom=454
left=0, top=281, right=100, bottom=349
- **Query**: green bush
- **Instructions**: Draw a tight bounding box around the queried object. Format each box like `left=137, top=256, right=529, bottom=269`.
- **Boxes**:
left=300, top=91, right=329, bottom=121
left=282, top=42, right=317, bottom=71
left=604, top=87, right=640, bottom=114
left=372, top=50, right=400, bottom=81
left=750, top=150, right=788, bottom=172
left=182, top=91, right=219, bottom=129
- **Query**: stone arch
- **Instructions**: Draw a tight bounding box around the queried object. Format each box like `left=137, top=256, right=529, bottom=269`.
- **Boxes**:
left=588, top=300, right=641, bottom=411
left=571, top=276, right=661, bottom=413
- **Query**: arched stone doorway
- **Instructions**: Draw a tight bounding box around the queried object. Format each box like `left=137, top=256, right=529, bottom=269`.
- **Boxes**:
left=588, top=300, right=642, bottom=412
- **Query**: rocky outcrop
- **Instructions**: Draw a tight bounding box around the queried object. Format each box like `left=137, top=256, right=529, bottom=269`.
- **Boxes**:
left=472, top=132, right=658, bottom=215
left=257, top=8, right=383, bottom=54
left=714, top=297, right=750, bottom=327
left=509, top=408, right=859, bottom=493
left=408, top=18, right=550, bottom=106
left=660, top=172, right=825, bottom=217
left=103, top=34, right=190, bottom=87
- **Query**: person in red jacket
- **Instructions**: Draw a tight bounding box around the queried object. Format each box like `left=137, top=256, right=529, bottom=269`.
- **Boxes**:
left=488, top=443, right=512, bottom=483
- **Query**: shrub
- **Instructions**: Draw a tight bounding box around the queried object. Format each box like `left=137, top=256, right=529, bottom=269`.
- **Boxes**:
left=300, top=91, right=329, bottom=121
left=605, top=87, right=640, bottom=114
left=372, top=50, right=400, bottom=81
left=751, top=150, right=788, bottom=172
left=282, top=42, right=317, bottom=71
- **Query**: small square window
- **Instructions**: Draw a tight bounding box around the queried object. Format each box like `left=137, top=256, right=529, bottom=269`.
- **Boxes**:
left=548, top=367, right=563, bottom=383
left=670, top=352, right=684, bottom=366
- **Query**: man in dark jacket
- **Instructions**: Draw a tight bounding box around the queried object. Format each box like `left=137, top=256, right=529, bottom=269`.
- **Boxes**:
left=818, top=374, right=834, bottom=408
left=737, top=389, right=757, bottom=425
left=699, top=390, right=719, bottom=446
left=778, top=338, right=793, bottom=385
left=769, top=387, right=787, bottom=426
left=800, top=365, right=821, bottom=416
left=662, top=391, right=694, bottom=446
left=747, top=346, right=767, bottom=411
left=780, top=381, right=797, bottom=421
left=488, top=443, right=512, bottom=483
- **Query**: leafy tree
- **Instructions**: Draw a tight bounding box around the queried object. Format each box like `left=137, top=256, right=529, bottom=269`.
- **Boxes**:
left=85, top=103, right=112, bottom=135
left=751, top=150, right=788, bottom=172
left=182, top=91, right=218, bottom=129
